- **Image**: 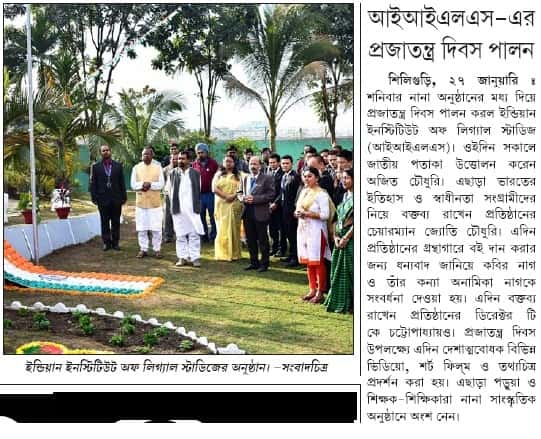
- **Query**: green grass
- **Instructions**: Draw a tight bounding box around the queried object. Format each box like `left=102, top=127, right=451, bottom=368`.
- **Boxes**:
left=4, top=199, right=353, bottom=354
left=7, top=194, right=97, bottom=225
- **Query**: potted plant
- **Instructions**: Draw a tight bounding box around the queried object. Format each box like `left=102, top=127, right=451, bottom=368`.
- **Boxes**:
left=51, top=185, right=71, bottom=219
left=18, top=192, right=38, bottom=224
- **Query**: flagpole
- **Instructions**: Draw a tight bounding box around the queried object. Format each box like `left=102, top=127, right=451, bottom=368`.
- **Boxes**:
left=26, top=3, right=39, bottom=264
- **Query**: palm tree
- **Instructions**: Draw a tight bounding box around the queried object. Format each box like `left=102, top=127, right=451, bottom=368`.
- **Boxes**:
left=3, top=77, right=61, bottom=169
left=4, top=66, right=118, bottom=188
left=222, top=5, right=325, bottom=150
left=302, top=36, right=353, bottom=145
left=3, top=6, right=59, bottom=87
left=3, top=77, right=62, bottom=195
left=107, top=87, right=184, bottom=166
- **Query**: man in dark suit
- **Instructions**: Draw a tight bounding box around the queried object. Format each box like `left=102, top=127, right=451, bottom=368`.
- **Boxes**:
left=240, top=156, right=275, bottom=272
left=90, top=144, right=128, bottom=251
left=267, top=153, right=286, bottom=257
left=334, top=149, right=353, bottom=205
left=308, top=155, right=334, bottom=201
left=277, top=155, right=301, bottom=267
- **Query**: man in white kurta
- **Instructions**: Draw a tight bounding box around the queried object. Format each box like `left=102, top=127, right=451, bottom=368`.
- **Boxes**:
left=130, top=147, right=165, bottom=257
left=169, top=150, right=204, bottom=266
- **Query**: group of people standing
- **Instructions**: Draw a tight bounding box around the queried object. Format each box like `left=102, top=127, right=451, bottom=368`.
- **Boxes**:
left=89, top=141, right=353, bottom=314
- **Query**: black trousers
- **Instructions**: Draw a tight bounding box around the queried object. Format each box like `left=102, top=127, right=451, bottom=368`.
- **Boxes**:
left=269, top=208, right=287, bottom=253
left=243, top=215, right=270, bottom=268
left=282, top=215, right=298, bottom=262
left=98, top=202, right=122, bottom=246
left=163, top=195, right=175, bottom=240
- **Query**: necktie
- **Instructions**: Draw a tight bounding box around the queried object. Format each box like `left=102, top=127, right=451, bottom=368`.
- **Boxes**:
left=250, top=176, right=256, bottom=194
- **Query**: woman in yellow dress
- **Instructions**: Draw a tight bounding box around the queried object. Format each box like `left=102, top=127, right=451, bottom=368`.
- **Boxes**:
left=213, top=155, right=243, bottom=261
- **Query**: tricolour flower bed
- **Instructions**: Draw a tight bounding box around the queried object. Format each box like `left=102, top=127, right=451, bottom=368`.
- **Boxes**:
left=3, top=240, right=163, bottom=298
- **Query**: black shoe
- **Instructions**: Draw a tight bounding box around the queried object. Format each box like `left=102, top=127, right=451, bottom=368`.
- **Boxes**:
left=112, top=244, right=120, bottom=251
left=285, top=260, right=300, bottom=268
left=102, top=244, right=111, bottom=251
left=274, top=251, right=286, bottom=258
left=164, top=238, right=174, bottom=243
left=244, top=264, right=259, bottom=270
left=257, top=266, right=268, bottom=272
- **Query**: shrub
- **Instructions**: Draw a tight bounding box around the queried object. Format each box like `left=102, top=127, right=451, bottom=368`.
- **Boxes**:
left=120, top=322, right=135, bottom=336
left=81, top=323, right=95, bottom=335
left=4, top=319, right=13, bottom=329
left=178, top=340, right=194, bottom=352
left=17, top=308, right=29, bottom=317
left=121, top=315, right=136, bottom=326
left=33, top=312, right=50, bottom=330
left=224, top=137, right=260, bottom=156
left=154, top=326, right=171, bottom=337
left=109, top=334, right=125, bottom=347
left=143, top=331, right=159, bottom=347
left=178, top=130, right=216, bottom=151
left=72, top=312, right=95, bottom=336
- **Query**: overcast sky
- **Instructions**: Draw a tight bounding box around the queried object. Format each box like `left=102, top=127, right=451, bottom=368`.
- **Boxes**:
left=10, top=9, right=353, bottom=137
left=110, top=45, right=353, bottom=136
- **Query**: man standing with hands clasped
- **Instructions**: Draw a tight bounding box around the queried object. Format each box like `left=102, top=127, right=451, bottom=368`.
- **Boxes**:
left=131, top=147, right=165, bottom=258
left=239, top=156, right=275, bottom=272
left=90, top=144, right=127, bottom=251
left=170, top=150, right=205, bottom=267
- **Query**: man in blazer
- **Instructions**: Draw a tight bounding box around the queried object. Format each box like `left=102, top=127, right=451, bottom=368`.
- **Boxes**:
left=89, top=144, right=128, bottom=251
left=240, top=156, right=275, bottom=272
left=267, top=152, right=286, bottom=257
left=277, top=155, right=301, bottom=267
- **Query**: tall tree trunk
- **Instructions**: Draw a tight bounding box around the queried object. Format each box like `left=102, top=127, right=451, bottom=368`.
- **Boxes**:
left=269, top=117, right=277, bottom=151
left=329, top=112, right=337, bottom=145
left=329, top=64, right=340, bottom=145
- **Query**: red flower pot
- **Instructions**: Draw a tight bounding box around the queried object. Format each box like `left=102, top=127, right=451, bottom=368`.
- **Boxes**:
left=55, top=207, right=70, bottom=219
left=21, top=210, right=33, bottom=224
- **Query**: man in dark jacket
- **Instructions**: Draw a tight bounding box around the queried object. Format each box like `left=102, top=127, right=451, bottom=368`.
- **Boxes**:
left=308, top=155, right=334, bottom=201
left=267, top=153, right=286, bottom=256
left=277, top=155, right=301, bottom=267
left=89, top=144, right=128, bottom=251
left=239, top=156, right=275, bottom=272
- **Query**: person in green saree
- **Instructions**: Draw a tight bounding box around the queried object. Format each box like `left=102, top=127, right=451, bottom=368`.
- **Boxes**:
left=324, top=168, right=354, bottom=313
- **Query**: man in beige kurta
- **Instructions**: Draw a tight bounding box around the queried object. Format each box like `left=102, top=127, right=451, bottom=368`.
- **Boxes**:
left=130, top=147, right=164, bottom=258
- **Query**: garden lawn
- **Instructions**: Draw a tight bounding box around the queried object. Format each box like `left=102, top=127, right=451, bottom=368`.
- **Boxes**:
left=4, top=200, right=353, bottom=354
left=7, top=193, right=97, bottom=225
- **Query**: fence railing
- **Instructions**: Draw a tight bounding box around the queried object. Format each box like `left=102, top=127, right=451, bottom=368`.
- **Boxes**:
left=210, top=125, right=352, bottom=140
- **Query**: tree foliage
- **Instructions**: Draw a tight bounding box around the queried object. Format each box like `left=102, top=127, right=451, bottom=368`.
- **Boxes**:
left=222, top=5, right=326, bottom=151
left=145, top=4, right=257, bottom=137
left=302, top=4, right=353, bottom=143
left=106, top=86, right=184, bottom=167
left=37, top=4, right=172, bottom=129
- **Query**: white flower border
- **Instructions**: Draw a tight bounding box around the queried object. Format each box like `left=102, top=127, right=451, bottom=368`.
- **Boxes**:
left=7, top=301, right=245, bottom=355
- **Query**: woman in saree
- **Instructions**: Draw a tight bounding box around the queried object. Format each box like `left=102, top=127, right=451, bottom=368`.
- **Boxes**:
left=213, top=155, right=243, bottom=261
left=324, top=168, right=353, bottom=313
left=295, top=167, right=336, bottom=304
